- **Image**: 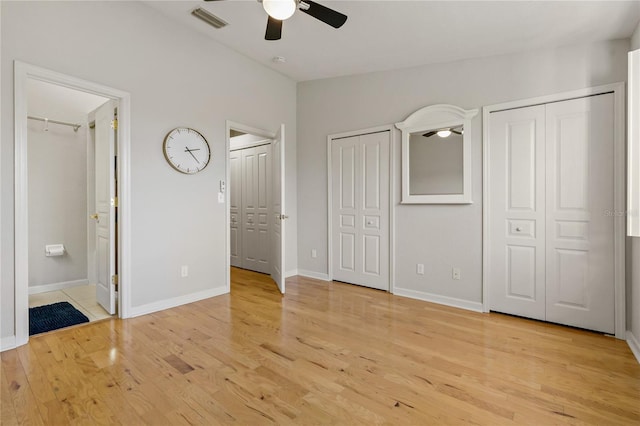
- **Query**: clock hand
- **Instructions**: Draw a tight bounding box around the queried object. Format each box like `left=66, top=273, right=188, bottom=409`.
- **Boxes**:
left=186, top=149, right=200, bottom=164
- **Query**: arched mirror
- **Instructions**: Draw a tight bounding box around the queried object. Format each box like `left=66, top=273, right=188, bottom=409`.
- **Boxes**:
left=396, top=104, right=478, bottom=204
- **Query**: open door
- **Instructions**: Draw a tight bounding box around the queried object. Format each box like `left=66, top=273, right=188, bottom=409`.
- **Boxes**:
left=93, top=100, right=116, bottom=314
left=271, top=124, right=286, bottom=293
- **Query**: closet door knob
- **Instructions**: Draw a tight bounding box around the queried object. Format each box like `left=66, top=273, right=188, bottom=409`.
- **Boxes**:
left=516, top=227, right=522, bottom=232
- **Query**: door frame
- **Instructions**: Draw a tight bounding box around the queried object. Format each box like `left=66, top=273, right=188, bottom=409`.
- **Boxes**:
left=327, top=125, right=395, bottom=293
left=482, top=82, right=626, bottom=339
left=14, top=61, right=132, bottom=347
left=224, top=120, right=276, bottom=291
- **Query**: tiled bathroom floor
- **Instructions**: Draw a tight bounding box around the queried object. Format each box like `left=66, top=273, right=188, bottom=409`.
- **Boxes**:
left=29, top=284, right=112, bottom=322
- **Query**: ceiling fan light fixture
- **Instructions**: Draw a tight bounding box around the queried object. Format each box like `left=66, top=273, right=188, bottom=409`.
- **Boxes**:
left=263, top=0, right=297, bottom=21
left=437, top=130, right=452, bottom=138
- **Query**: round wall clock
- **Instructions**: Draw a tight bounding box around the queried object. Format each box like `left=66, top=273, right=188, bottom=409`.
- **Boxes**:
left=163, top=127, right=211, bottom=174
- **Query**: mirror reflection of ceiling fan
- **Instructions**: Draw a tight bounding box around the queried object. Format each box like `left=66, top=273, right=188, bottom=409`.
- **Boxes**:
left=202, top=0, right=348, bottom=41
left=423, top=126, right=463, bottom=138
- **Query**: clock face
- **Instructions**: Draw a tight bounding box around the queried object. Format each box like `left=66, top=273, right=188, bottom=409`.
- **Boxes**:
left=163, top=127, right=211, bottom=174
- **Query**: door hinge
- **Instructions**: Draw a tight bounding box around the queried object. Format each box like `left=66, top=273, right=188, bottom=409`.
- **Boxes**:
left=111, top=197, right=118, bottom=207
left=111, top=119, right=118, bottom=130
left=112, top=274, right=118, bottom=286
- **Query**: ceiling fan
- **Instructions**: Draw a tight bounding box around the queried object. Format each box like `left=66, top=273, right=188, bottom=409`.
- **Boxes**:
left=203, top=0, right=348, bottom=41
left=423, top=126, right=463, bottom=138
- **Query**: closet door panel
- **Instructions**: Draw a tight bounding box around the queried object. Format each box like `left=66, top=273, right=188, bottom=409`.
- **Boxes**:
left=254, top=144, right=271, bottom=273
left=488, top=105, right=546, bottom=320
left=545, top=94, right=615, bottom=334
left=333, top=138, right=359, bottom=279
left=230, top=151, right=242, bottom=267
left=241, top=148, right=258, bottom=270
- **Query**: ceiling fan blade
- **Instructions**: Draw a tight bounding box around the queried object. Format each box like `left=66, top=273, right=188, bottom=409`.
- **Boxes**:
left=265, top=16, right=282, bottom=40
left=423, top=131, right=437, bottom=138
left=300, top=0, right=347, bottom=28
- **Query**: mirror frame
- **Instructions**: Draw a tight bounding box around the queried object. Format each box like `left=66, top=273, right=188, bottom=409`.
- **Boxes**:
left=396, top=104, right=478, bottom=204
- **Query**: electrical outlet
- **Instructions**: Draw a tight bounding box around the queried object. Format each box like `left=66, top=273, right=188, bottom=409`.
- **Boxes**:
left=311, top=249, right=317, bottom=258
left=417, top=263, right=425, bottom=275
left=452, top=267, right=461, bottom=280
left=181, top=265, right=189, bottom=278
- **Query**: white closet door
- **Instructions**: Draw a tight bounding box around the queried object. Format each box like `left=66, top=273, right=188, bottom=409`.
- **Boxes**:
left=230, top=150, right=242, bottom=268
left=488, top=105, right=547, bottom=320
left=241, top=145, right=271, bottom=274
left=253, top=144, right=271, bottom=273
left=545, top=94, right=615, bottom=333
left=331, top=131, right=389, bottom=291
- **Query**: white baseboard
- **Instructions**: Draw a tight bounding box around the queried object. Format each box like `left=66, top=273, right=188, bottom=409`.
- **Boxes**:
left=284, top=269, right=298, bottom=278
left=393, top=287, right=484, bottom=313
left=129, top=286, right=228, bottom=318
left=297, top=269, right=331, bottom=281
left=1, top=335, right=16, bottom=352
left=627, top=330, right=640, bottom=365
left=29, top=279, right=89, bottom=294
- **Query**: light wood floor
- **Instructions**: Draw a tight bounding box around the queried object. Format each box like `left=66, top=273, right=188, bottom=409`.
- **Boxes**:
left=2, top=268, right=639, bottom=425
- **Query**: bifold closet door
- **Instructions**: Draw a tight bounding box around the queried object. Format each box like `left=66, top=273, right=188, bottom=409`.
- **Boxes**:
left=331, top=131, right=390, bottom=291
left=241, top=145, right=271, bottom=274
left=544, top=94, right=615, bottom=334
left=488, top=93, right=616, bottom=334
left=488, top=105, right=547, bottom=320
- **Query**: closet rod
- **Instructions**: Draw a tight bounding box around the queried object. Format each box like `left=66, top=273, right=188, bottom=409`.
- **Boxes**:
left=27, top=115, right=81, bottom=132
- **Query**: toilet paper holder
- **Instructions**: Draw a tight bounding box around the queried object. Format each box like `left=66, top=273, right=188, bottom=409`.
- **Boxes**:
left=45, top=244, right=65, bottom=257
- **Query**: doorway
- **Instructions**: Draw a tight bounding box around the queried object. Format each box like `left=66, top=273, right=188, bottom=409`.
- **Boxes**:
left=230, top=135, right=272, bottom=274
left=225, top=121, right=286, bottom=294
left=14, top=61, right=131, bottom=346
left=26, top=80, right=114, bottom=329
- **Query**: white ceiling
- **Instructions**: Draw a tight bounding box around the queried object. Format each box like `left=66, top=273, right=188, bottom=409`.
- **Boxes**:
left=28, top=80, right=110, bottom=124
left=146, top=0, right=640, bottom=82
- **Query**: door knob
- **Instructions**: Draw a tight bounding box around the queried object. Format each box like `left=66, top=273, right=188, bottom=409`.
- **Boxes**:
left=90, top=213, right=99, bottom=220
left=516, top=227, right=522, bottom=232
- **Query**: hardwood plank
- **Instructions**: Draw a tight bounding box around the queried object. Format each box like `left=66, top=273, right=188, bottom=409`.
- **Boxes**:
left=1, top=267, right=639, bottom=425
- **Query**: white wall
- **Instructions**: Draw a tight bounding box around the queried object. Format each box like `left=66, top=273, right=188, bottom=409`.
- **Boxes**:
left=1, top=1, right=297, bottom=341
left=628, top=19, right=640, bottom=360
left=230, top=133, right=270, bottom=151
left=27, top=121, right=88, bottom=288
left=297, top=39, right=629, bottom=306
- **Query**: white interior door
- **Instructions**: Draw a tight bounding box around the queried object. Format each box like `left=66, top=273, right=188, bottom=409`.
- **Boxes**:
left=230, top=150, right=242, bottom=268
left=94, top=101, right=116, bottom=314
left=488, top=105, right=547, bottom=320
left=545, top=94, right=615, bottom=334
left=271, top=125, right=285, bottom=293
left=331, top=131, right=390, bottom=291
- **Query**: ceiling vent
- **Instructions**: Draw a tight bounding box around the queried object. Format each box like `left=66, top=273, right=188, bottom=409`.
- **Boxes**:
left=192, top=8, right=228, bottom=29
